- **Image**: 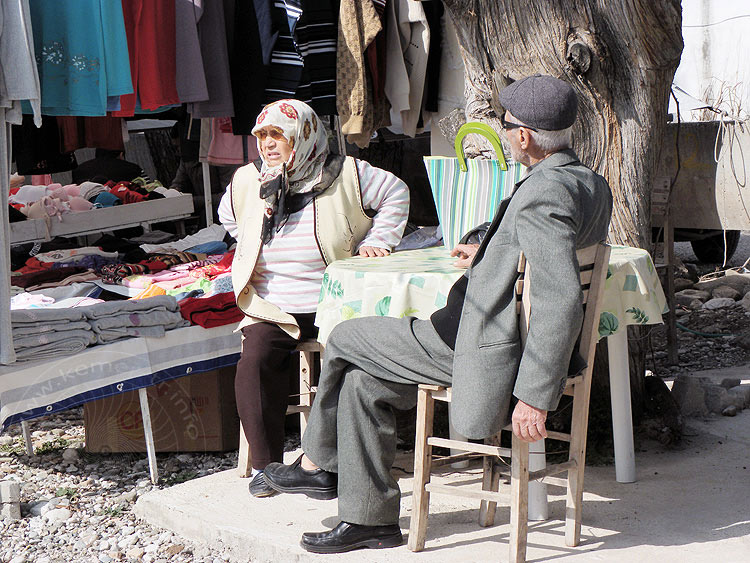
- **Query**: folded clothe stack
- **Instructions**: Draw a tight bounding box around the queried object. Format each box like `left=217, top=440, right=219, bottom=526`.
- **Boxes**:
left=10, top=266, right=88, bottom=289
left=11, top=307, right=96, bottom=362
left=178, top=273, right=242, bottom=328
left=79, top=295, right=190, bottom=344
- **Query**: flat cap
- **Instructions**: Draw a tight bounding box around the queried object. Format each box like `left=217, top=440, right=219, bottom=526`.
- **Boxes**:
left=498, top=74, right=578, bottom=130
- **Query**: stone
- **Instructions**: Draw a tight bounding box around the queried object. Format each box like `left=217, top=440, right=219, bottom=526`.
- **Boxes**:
left=0, top=481, right=20, bottom=503
left=726, top=389, right=746, bottom=411
left=741, top=293, right=750, bottom=311
left=9, top=556, right=27, bottom=563
left=676, top=288, right=711, bottom=301
left=674, top=277, right=695, bottom=291
left=0, top=436, right=14, bottom=447
left=164, top=544, right=183, bottom=557
left=704, top=384, right=730, bottom=413
left=703, top=297, right=737, bottom=310
left=28, top=500, right=49, bottom=517
left=694, top=273, right=750, bottom=294
left=722, top=405, right=737, bottom=416
left=126, top=548, right=145, bottom=560
left=42, top=508, right=71, bottom=524
left=689, top=299, right=704, bottom=310
left=671, top=376, right=708, bottom=416
left=732, top=331, right=750, bottom=350
left=117, top=489, right=137, bottom=504
left=728, top=385, right=750, bottom=407
left=675, top=290, right=709, bottom=308
left=98, top=555, right=112, bottom=563
left=712, top=286, right=741, bottom=300
left=720, top=378, right=742, bottom=389
left=61, top=449, right=79, bottom=463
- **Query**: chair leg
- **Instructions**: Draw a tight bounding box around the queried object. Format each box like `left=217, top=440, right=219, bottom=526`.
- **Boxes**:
left=237, top=421, right=253, bottom=477
left=298, top=350, right=314, bottom=436
left=479, top=433, right=503, bottom=526
left=509, top=434, right=529, bottom=563
left=565, top=383, right=591, bottom=547
left=408, top=387, right=435, bottom=552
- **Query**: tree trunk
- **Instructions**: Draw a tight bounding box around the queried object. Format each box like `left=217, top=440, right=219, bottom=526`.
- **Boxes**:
left=442, top=0, right=683, bottom=421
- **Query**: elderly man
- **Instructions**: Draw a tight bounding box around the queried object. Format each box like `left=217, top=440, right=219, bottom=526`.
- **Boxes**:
left=263, top=75, right=613, bottom=554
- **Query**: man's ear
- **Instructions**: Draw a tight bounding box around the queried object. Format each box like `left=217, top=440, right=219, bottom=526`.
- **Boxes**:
left=518, top=128, right=531, bottom=150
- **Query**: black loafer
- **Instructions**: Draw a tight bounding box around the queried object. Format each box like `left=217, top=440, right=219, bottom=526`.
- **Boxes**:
left=249, top=471, right=277, bottom=498
left=263, top=454, right=337, bottom=500
left=300, top=521, right=403, bottom=554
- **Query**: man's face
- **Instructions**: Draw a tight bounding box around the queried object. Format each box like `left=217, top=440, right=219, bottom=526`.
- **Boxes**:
left=503, top=112, right=524, bottom=164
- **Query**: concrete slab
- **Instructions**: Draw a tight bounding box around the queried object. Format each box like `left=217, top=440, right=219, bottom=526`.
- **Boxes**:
left=135, top=409, right=750, bottom=563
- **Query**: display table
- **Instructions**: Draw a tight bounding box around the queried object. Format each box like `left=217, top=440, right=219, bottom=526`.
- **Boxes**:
left=9, top=195, right=194, bottom=245
left=0, top=323, right=241, bottom=482
left=316, top=246, right=668, bottom=485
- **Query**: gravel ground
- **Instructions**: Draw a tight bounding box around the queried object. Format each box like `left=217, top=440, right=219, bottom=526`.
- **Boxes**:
left=2, top=234, right=749, bottom=563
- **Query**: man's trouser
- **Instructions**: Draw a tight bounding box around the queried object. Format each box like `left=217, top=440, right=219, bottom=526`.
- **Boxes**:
left=302, top=316, right=454, bottom=526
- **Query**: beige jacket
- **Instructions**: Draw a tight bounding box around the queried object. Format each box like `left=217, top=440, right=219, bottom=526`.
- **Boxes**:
left=230, top=156, right=372, bottom=338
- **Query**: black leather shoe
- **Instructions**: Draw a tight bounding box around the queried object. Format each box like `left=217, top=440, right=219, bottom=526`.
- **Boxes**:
left=263, top=454, right=337, bottom=500
left=249, top=471, right=277, bottom=498
left=300, top=521, right=403, bottom=554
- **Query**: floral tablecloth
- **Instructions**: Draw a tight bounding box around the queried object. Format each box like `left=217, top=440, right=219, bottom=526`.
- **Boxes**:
left=315, top=246, right=667, bottom=344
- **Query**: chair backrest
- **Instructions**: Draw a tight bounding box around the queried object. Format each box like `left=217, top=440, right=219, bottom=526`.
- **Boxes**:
left=516, top=243, right=611, bottom=365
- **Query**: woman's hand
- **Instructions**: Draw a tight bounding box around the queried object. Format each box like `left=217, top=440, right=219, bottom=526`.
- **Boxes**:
left=359, top=246, right=390, bottom=257
left=450, top=244, right=479, bottom=268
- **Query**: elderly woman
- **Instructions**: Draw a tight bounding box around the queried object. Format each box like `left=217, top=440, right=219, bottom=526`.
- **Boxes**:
left=218, top=99, right=409, bottom=498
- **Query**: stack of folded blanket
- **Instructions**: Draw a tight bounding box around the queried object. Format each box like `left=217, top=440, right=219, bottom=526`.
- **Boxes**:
left=11, top=307, right=96, bottom=361
left=79, top=295, right=190, bottom=344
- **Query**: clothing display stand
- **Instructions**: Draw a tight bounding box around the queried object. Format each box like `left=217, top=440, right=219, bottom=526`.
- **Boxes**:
left=138, top=388, right=159, bottom=483
left=201, top=162, right=213, bottom=227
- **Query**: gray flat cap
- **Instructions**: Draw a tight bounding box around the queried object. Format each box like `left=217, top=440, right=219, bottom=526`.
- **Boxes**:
left=498, top=74, right=578, bottom=130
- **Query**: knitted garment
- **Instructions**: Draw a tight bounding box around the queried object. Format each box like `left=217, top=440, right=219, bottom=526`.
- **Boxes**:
left=336, top=0, right=389, bottom=148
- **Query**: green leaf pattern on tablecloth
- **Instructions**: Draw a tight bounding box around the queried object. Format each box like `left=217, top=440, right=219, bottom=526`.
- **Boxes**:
left=626, top=307, right=649, bottom=324
left=400, top=307, right=419, bottom=318
left=408, top=276, right=425, bottom=288
left=598, top=311, right=619, bottom=337
left=375, top=296, right=391, bottom=316
left=341, top=305, right=360, bottom=320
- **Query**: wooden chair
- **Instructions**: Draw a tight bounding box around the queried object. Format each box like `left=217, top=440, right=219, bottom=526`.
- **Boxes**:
left=237, top=339, right=323, bottom=477
left=408, top=243, right=611, bottom=562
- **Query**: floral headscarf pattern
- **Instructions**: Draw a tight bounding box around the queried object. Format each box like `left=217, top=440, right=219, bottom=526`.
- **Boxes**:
left=252, top=99, right=329, bottom=195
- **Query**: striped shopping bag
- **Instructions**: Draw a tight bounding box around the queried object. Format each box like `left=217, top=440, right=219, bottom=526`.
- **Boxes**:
left=424, top=122, right=524, bottom=250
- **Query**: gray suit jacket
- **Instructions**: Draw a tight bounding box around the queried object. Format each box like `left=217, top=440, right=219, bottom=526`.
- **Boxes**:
left=450, top=149, right=613, bottom=438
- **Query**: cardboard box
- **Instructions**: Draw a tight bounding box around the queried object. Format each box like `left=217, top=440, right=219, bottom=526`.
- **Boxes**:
left=84, top=367, right=239, bottom=453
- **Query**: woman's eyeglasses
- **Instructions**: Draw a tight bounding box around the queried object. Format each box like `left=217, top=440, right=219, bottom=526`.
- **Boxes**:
left=501, top=116, right=537, bottom=132
left=255, top=128, right=287, bottom=142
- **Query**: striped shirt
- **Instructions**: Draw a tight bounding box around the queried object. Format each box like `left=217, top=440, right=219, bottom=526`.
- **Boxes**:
left=219, top=159, right=409, bottom=313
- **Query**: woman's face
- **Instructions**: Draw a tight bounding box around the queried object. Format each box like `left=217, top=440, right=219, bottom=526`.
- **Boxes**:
left=255, top=125, right=292, bottom=167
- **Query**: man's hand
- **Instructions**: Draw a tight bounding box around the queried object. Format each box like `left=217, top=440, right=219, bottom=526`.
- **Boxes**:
left=450, top=244, right=479, bottom=268
left=359, top=246, right=390, bottom=257
left=511, top=400, right=548, bottom=442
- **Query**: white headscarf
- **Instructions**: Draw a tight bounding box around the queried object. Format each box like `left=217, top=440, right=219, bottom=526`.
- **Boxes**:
left=252, top=99, right=329, bottom=195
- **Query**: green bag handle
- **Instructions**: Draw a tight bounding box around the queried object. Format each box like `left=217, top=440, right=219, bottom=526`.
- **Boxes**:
left=454, top=122, right=508, bottom=172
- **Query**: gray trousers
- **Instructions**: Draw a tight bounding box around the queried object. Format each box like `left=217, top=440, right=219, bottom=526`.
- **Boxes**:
left=301, top=316, right=454, bottom=526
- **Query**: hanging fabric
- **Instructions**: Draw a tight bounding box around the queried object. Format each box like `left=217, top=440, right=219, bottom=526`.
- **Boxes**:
left=189, top=0, right=235, bottom=118
left=264, top=0, right=338, bottom=116
left=174, top=0, right=209, bottom=104
left=337, top=0, right=390, bottom=148
left=27, top=0, right=133, bottom=117
left=384, top=0, right=431, bottom=137
left=114, top=0, right=180, bottom=116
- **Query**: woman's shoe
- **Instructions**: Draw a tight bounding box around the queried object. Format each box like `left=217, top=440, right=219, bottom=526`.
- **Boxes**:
left=249, top=471, right=277, bottom=498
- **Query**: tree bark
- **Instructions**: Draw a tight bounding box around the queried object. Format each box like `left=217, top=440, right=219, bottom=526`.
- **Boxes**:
left=442, top=0, right=683, bottom=419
